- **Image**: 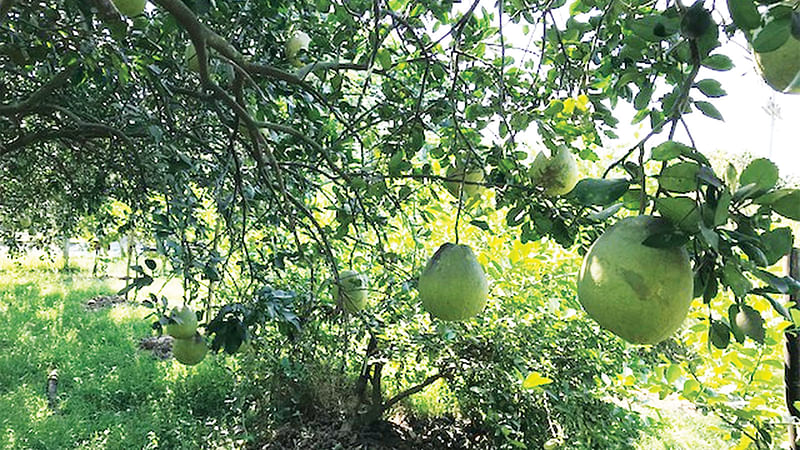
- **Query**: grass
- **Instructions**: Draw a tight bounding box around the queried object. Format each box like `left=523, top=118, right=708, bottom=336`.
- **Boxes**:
left=0, top=265, right=251, bottom=449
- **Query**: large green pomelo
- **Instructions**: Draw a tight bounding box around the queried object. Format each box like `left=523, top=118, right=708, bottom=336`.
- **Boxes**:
left=755, top=36, right=800, bottom=94
left=166, top=305, right=198, bottom=339
left=172, top=334, right=207, bottom=365
left=419, top=243, right=488, bottom=321
left=333, top=270, right=369, bottom=313
left=112, top=0, right=146, bottom=17
left=529, top=146, right=579, bottom=196
left=444, top=167, right=485, bottom=199
left=577, top=215, right=693, bottom=344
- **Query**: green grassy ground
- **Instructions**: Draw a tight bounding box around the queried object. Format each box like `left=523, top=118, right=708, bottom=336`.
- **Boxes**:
left=0, top=264, right=249, bottom=449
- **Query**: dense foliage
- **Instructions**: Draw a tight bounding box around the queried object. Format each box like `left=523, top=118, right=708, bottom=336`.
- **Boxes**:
left=2, top=0, right=800, bottom=447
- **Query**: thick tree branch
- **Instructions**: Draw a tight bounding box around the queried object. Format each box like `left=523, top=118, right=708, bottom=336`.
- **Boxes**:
left=0, top=65, right=77, bottom=115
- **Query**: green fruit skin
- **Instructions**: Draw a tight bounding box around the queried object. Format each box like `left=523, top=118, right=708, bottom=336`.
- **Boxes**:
left=577, top=216, right=694, bottom=344
left=333, top=270, right=369, bottom=313
left=445, top=167, right=485, bottom=199
left=185, top=43, right=200, bottom=73
left=166, top=305, right=198, bottom=339
left=419, top=243, right=488, bottom=321
left=286, top=32, right=310, bottom=59
left=172, top=334, right=207, bottom=365
left=755, top=36, right=800, bottom=94
left=735, top=306, right=765, bottom=343
left=112, top=0, right=146, bottom=17
left=529, top=147, right=579, bottom=196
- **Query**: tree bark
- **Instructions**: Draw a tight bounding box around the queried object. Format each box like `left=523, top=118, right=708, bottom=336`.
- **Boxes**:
left=786, top=248, right=800, bottom=449
left=61, top=234, right=70, bottom=271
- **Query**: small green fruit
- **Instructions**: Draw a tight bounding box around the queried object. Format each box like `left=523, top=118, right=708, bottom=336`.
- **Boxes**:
left=19, top=216, right=31, bottom=228
left=172, top=334, right=207, bottom=365
left=529, top=146, right=579, bottom=196
left=285, top=31, right=311, bottom=60
left=755, top=35, right=800, bottom=94
left=112, top=0, right=145, bottom=17
left=166, top=305, right=198, bottom=339
left=735, top=305, right=765, bottom=343
left=185, top=42, right=201, bottom=73
left=577, top=216, right=693, bottom=344
left=333, top=270, right=369, bottom=313
left=419, top=243, right=488, bottom=321
left=444, top=166, right=485, bottom=199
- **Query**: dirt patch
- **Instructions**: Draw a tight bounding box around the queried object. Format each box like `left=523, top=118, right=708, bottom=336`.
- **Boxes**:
left=254, top=412, right=488, bottom=449
left=85, top=294, right=127, bottom=310
left=138, top=335, right=174, bottom=360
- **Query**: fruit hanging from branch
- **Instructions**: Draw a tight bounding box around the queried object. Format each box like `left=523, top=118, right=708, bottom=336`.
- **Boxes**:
left=172, top=333, right=208, bottom=366
left=577, top=216, right=694, bottom=344
left=444, top=166, right=486, bottom=199
left=112, top=0, right=145, bottom=18
left=333, top=270, right=369, bottom=313
left=166, top=305, right=199, bottom=339
left=285, top=31, right=311, bottom=60
left=419, top=243, right=488, bottom=321
left=528, top=146, right=579, bottom=196
left=754, top=32, right=800, bottom=94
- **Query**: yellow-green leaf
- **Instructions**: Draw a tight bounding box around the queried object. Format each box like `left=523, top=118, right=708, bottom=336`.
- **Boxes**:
left=522, top=371, right=553, bottom=389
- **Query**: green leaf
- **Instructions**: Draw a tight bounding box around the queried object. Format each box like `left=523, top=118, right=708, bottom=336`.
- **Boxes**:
left=570, top=178, right=630, bottom=206
left=659, top=162, right=700, bottom=193
left=713, top=190, right=732, bottom=226
left=771, top=190, right=800, bottom=220
left=651, top=141, right=693, bottom=161
left=683, top=379, right=701, bottom=398
left=740, top=158, right=779, bottom=191
left=727, top=0, right=761, bottom=30
left=695, top=79, right=727, bottom=97
left=665, top=364, right=681, bottom=383
left=377, top=49, right=392, bottom=71
left=761, top=227, right=793, bottom=265
left=701, top=54, right=734, bottom=71
left=752, top=16, right=791, bottom=53
left=694, top=101, right=724, bottom=120
left=655, top=197, right=700, bottom=232
left=522, top=371, right=553, bottom=388
left=722, top=262, right=752, bottom=298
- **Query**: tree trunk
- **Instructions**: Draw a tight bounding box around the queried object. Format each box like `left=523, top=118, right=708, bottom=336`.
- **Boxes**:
left=786, top=248, right=800, bottom=449
left=125, top=233, right=135, bottom=300
left=61, top=234, right=70, bottom=271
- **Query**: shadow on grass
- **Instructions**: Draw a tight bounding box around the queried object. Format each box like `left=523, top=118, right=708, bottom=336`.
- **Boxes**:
left=0, top=273, right=245, bottom=450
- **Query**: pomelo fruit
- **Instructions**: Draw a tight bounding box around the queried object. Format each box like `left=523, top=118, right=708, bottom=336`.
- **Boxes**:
left=444, top=166, right=485, bottom=199
left=172, top=334, right=207, bottom=365
left=577, top=215, right=693, bottom=344
left=286, top=31, right=311, bottom=59
left=333, top=270, right=369, bottom=313
left=529, top=146, right=579, bottom=196
left=166, top=305, right=198, bottom=339
left=755, top=34, right=800, bottom=94
left=419, top=243, right=488, bottom=321
left=112, top=0, right=145, bottom=17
